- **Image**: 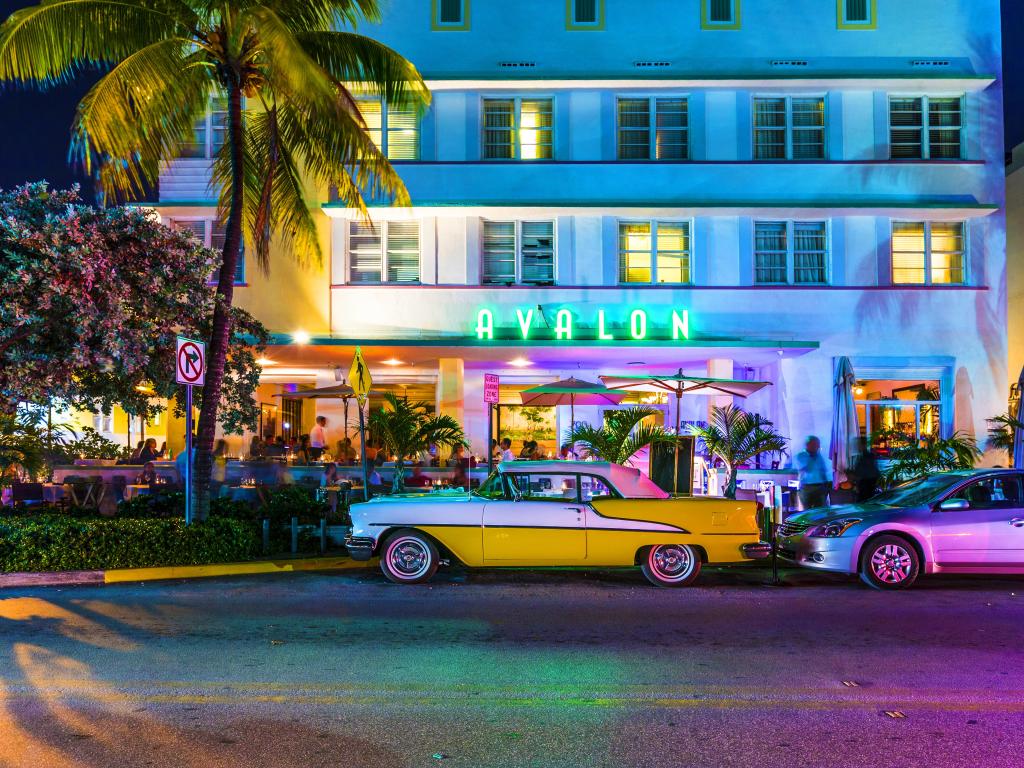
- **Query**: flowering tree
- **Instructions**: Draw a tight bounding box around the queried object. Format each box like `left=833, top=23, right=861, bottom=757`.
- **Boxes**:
left=0, top=183, right=267, bottom=435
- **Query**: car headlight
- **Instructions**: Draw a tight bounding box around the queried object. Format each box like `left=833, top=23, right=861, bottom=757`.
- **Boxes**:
left=808, top=518, right=862, bottom=538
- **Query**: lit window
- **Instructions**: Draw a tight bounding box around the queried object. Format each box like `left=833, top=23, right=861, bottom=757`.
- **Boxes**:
left=889, top=96, right=963, bottom=160
left=433, top=0, right=469, bottom=29
left=702, top=0, right=740, bottom=29
left=854, top=378, right=943, bottom=455
left=891, top=221, right=965, bottom=285
left=753, top=97, right=825, bottom=160
left=169, top=218, right=245, bottom=285
left=482, top=221, right=555, bottom=285
left=754, top=221, right=828, bottom=285
left=483, top=98, right=553, bottom=160
left=348, top=221, right=421, bottom=284
left=357, top=98, right=420, bottom=160
left=838, top=0, right=876, bottom=29
left=617, top=97, right=688, bottom=160
left=618, top=221, right=691, bottom=284
left=568, top=0, right=603, bottom=29
left=178, top=96, right=228, bottom=159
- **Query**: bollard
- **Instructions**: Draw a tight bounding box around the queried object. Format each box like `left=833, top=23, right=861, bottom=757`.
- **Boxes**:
left=262, top=518, right=270, bottom=554
left=320, top=517, right=327, bottom=554
left=291, top=516, right=298, bottom=554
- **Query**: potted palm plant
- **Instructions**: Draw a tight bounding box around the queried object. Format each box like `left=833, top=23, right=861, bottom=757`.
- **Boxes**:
left=567, top=407, right=676, bottom=466
left=0, top=412, right=46, bottom=490
left=987, top=413, right=1024, bottom=465
left=874, top=428, right=979, bottom=486
left=368, top=393, right=466, bottom=494
left=687, top=405, right=788, bottom=499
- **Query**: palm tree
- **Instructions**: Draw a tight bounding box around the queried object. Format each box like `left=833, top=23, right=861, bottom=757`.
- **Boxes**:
left=368, top=393, right=465, bottom=494
left=987, top=412, right=1024, bottom=464
left=0, top=1, right=429, bottom=518
left=567, top=407, right=676, bottom=466
left=687, top=405, right=788, bottom=499
left=0, top=412, right=46, bottom=489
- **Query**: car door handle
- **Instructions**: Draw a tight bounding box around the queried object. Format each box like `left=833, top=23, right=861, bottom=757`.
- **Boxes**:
left=1011, top=518, right=1024, bottom=528
left=565, top=506, right=583, bottom=520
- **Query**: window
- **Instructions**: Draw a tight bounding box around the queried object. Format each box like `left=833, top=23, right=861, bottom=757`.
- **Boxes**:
left=753, top=97, right=825, bottom=160
left=580, top=475, right=618, bottom=501
left=432, top=0, right=469, bottom=29
left=169, top=218, right=245, bottom=284
left=483, top=98, right=553, bottom=160
left=482, top=221, right=555, bottom=285
left=837, top=0, right=876, bottom=29
left=348, top=220, right=421, bottom=284
left=855, top=378, right=942, bottom=454
left=616, top=97, right=688, bottom=160
left=357, top=98, right=420, bottom=160
left=618, top=221, right=691, bottom=284
left=889, top=96, right=963, bottom=159
left=702, top=0, right=740, bottom=29
left=891, top=221, right=965, bottom=285
left=754, top=221, right=828, bottom=285
left=506, top=473, right=579, bottom=501
left=567, top=0, right=603, bottom=29
left=93, top=413, right=114, bottom=433
left=946, top=476, right=1023, bottom=510
left=179, top=97, right=227, bottom=159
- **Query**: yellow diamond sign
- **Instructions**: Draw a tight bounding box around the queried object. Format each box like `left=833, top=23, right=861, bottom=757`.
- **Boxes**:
left=348, top=347, right=373, bottom=406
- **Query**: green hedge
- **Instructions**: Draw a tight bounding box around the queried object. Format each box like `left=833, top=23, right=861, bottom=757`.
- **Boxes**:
left=0, top=515, right=261, bottom=573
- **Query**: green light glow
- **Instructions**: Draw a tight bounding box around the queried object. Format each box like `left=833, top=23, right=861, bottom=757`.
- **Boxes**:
left=555, top=309, right=573, bottom=340
left=476, top=309, right=494, bottom=340
left=597, top=310, right=613, bottom=340
left=672, top=309, right=689, bottom=340
left=630, top=309, right=647, bottom=340
left=472, top=306, right=693, bottom=341
left=516, top=308, right=534, bottom=339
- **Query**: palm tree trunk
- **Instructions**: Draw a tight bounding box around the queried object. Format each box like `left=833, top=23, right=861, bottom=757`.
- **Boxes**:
left=392, top=459, right=405, bottom=494
left=193, top=83, right=246, bottom=521
left=725, top=466, right=738, bottom=500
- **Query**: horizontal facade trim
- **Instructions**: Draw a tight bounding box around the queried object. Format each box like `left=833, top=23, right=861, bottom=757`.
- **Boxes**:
left=263, top=334, right=821, bottom=349
left=422, top=76, right=996, bottom=91
left=327, top=284, right=991, bottom=292
left=381, top=160, right=989, bottom=167
left=324, top=199, right=999, bottom=212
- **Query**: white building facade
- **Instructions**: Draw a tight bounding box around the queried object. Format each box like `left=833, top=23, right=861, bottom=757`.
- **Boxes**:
left=157, top=0, right=1008, bottom=466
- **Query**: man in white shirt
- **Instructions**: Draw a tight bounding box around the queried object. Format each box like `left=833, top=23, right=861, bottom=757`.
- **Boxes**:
left=794, top=435, right=833, bottom=510
left=310, top=416, right=328, bottom=461
left=499, top=438, right=516, bottom=462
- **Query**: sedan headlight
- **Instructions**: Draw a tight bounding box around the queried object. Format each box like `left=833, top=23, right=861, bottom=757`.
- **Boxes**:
left=808, top=518, right=862, bottom=538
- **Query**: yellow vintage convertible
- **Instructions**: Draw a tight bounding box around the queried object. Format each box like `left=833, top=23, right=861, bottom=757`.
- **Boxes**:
left=346, top=460, right=770, bottom=586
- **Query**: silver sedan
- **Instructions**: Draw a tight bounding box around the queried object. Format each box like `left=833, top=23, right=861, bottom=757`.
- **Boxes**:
left=777, top=469, right=1024, bottom=589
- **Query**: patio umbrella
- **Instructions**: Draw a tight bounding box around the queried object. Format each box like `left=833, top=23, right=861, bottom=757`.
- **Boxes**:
left=600, top=370, right=772, bottom=495
left=830, top=357, right=859, bottom=489
left=519, top=377, right=627, bottom=435
left=1014, top=366, right=1024, bottom=469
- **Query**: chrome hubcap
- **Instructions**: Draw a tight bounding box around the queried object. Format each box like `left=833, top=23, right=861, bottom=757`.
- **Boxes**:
left=870, top=544, right=913, bottom=584
left=651, top=545, right=693, bottom=581
left=387, top=537, right=430, bottom=579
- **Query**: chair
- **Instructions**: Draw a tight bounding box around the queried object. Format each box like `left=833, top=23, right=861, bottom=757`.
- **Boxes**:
left=111, top=476, right=128, bottom=504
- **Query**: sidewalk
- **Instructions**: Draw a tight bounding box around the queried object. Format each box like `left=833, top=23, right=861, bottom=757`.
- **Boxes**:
left=0, top=555, right=373, bottom=589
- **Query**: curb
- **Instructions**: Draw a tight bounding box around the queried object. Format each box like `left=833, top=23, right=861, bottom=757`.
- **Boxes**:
left=1, top=556, right=374, bottom=589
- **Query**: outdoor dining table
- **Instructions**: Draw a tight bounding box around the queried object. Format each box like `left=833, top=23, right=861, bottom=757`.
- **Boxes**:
left=64, top=479, right=105, bottom=508
left=41, top=483, right=67, bottom=504
left=223, top=485, right=267, bottom=506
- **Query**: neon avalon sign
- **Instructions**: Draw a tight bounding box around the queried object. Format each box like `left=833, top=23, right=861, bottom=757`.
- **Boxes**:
left=474, top=307, right=690, bottom=342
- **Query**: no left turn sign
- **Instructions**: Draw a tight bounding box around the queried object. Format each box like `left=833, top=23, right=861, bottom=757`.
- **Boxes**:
left=176, top=337, right=206, bottom=386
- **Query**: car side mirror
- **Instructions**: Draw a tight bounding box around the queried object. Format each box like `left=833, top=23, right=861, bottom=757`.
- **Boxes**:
left=938, top=498, right=970, bottom=511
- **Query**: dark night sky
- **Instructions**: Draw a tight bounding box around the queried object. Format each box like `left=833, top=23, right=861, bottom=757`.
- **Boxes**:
left=0, top=0, right=1021, bottom=200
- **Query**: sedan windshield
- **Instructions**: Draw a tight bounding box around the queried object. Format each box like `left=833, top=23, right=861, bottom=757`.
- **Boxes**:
left=870, top=474, right=968, bottom=507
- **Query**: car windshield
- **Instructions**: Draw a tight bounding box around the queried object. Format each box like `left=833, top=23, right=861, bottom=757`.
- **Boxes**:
left=472, top=470, right=506, bottom=500
left=870, top=474, right=968, bottom=507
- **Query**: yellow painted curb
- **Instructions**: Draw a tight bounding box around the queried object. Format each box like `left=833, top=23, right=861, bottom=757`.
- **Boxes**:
left=103, top=556, right=375, bottom=584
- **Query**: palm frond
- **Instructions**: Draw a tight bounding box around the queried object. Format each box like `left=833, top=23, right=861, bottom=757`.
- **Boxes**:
left=0, top=0, right=191, bottom=85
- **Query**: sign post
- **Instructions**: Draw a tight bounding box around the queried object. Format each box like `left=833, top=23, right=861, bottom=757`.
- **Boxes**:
left=176, top=337, right=206, bottom=525
left=349, top=347, right=373, bottom=499
left=484, top=374, right=499, bottom=474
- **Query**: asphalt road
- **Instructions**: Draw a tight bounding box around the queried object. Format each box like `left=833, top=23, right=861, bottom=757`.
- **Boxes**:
left=1, top=565, right=1022, bottom=768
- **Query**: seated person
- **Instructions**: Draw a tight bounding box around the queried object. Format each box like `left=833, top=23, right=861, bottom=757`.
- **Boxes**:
left=264, top=437, right=287, bottom=457
left=321, top=462, right=340, bottom=487
left=404, top=465, right=433, bottom=488
left=137, top=462, right=158, bottom=485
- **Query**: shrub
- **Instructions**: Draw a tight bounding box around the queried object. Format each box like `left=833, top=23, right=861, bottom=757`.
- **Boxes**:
left=0, top=515, right=260, bottom=573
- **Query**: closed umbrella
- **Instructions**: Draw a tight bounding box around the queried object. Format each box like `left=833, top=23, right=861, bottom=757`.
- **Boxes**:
left=1014, top=366, right=1024, bottom=469
left=830, top=357, right=859, bottom=489
left=601, top=371, right=772, bottom=494
left=519, top=377, right=627, bottom=436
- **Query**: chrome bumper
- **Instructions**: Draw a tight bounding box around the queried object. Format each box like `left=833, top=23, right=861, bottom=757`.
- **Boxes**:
left=776, top=534, right=855, bottom=574
left=344, top=536, right=375, bottom=561
left=741, top=541, right=773, bottom=560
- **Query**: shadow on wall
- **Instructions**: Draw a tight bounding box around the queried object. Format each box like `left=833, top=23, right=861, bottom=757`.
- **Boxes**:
left=954, top=365, right=976, bottom=441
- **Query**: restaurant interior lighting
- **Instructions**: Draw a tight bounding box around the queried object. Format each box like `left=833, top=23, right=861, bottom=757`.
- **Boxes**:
left=293, top=330, right=311, bottom=345
left=508, top=357, right=533, bottom=367
left=381, top=358, right=405, bottom=366
left=256, top=357, right=276, bottom=366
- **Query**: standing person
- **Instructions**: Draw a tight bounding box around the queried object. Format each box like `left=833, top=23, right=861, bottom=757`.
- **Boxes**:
left=310, top=416, right=328, bottom=461
left=490, top=439, right=499, bottom=462
left=795, top=436, right=833, bottom=510
left=851, top=437, right=881, bottom=502
left=211, top=439, right=228, bottom=498
left=499, top=438, right=516, bottom=462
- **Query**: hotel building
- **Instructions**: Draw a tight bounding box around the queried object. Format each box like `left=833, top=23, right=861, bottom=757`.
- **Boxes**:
left=150, top=0, right=1007, bottom=467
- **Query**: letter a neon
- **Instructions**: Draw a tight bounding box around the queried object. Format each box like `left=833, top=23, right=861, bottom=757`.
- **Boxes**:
left=516, top=308, right=534, bottom=339
left=555, top=309, right=573, bottom=340
left=598, top=310, right=614, bottom=340
left=476, top=309, right=494, bottom=340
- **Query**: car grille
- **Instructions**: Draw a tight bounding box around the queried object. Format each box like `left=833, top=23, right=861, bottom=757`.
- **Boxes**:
left=776, top=548, right=797, bottom=561
left=777, top=521, right=812, bottom=538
